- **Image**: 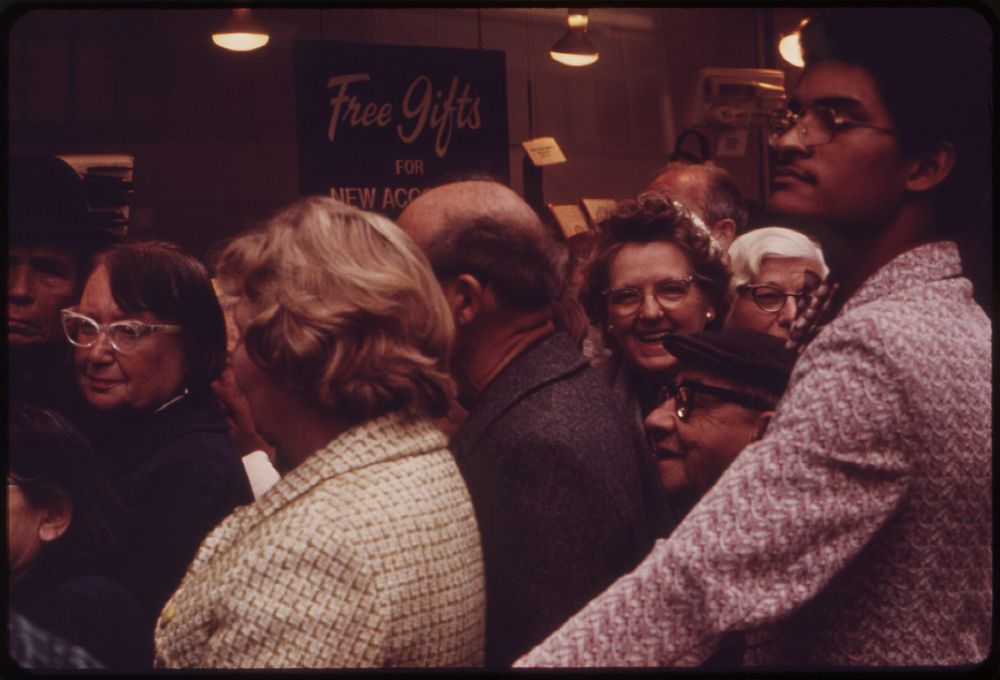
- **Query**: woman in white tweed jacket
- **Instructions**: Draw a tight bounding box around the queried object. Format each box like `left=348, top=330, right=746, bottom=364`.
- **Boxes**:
left=153, top=197, right=485, bottom=668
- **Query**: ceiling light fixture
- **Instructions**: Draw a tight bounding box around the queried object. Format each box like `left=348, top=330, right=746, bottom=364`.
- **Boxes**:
left=550, top=9, right=599, bottom=67
left=212, top=8, right=270, bottom=52
left=778, top=18, right=809, bottom=68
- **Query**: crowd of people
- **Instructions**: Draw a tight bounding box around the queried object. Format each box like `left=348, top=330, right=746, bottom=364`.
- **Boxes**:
left=8, top=8, right=991, bottom=671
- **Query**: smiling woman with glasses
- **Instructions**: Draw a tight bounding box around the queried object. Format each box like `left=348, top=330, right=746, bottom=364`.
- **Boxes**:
left=580, top=190, right=731, bottom=429
left=67, top=240, right=252, bottom=647
left=724, top=226, right=829, bottom=341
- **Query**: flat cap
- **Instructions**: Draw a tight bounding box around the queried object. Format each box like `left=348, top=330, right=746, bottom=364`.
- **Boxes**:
left=662, top=329, right=797, bottom=397
left=9, top=155, right=93, bottom=242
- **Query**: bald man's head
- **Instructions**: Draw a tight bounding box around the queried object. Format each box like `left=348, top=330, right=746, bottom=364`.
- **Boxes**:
left=399, top=180, right=544, bottom=245
left=648, top=162, right=748, bottom=248
left=649, top=166, right=709, bottom=216
left=398, top=180, right=565, bottom=312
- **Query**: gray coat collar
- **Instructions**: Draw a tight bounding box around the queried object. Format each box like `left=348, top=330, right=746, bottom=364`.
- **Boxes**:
left=451, top=332, right=587, bottom=459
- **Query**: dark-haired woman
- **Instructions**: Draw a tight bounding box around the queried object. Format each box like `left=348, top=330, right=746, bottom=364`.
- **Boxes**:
left=9, top=405, right=149, bottom=669
left=61, top=241, right=252, bottom=633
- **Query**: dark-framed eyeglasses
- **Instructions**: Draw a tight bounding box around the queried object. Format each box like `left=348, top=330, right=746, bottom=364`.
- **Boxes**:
left=737, top=284, right=813, bottom=314
left=603, top=276, right=701, bottom=316
left=60, top=308, right=182, bottom=354
left=656, top=380, right=775, bottom=422
left=768, top=104, right=897, bottom=148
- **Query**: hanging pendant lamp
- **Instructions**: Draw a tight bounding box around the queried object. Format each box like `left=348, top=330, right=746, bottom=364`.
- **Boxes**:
left=212, top=8, right=270, bottom=52
left=550, top=9, right=599, bottom=67
left=778, top=18, right=810, bottom=68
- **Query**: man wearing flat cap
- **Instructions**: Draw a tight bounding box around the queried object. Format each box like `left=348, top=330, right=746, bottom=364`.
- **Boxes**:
left=9, top=155, right=117, bottom=414
left=645, top=330, right=796, bottom=522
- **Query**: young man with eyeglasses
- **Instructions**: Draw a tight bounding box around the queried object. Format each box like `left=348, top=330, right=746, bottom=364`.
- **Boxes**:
left=518, top=8, right=991, bottom=668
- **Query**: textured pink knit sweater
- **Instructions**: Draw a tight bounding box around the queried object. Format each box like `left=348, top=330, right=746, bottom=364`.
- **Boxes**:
left=517, top=241, right=992, bottom=668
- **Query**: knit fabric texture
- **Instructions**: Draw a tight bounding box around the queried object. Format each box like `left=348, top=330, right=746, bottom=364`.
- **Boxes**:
left=516, top=241, right=992, bottom=668
left=154, top=412, right=485, bottom=668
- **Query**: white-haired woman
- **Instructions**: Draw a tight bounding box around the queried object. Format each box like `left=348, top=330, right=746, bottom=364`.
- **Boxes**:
left=153, top=197, right=485, bottom=669
left=724, top=226, right=829, bottom=340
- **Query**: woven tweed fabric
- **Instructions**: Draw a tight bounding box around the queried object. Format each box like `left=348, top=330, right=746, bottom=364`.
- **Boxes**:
left=153, top=413, right=485, bottom=668
left=449, top=331, right=663, bottom=666
left=516, top=241, right=992, bottom=668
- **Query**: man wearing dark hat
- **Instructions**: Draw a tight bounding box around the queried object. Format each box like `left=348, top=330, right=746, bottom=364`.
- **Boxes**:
left=645, top=330, right=795, bottom=522
left=9, top=155, right=116, bottom=413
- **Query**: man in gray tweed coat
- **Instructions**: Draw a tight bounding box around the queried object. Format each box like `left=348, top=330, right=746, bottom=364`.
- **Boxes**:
left=398, top=180, right=665, bottom=667
left=517, top=8, right=991, bottom=668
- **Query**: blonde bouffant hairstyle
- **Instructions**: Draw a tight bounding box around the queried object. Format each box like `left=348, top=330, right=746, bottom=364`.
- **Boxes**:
left=214, top=196, right=455, bottom=423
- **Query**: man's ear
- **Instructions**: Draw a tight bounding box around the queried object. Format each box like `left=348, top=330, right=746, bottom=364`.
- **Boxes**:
left=711, top=218, right=737, bottom=250
left=747, top=411, right=774, bottom=445
left=38, top=491, right=72, bottom=543
left=445, top=274, right=486, bottom=327
left=905, top=142, right=956, bottom=193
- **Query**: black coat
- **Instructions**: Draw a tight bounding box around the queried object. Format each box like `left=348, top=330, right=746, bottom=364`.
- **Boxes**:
left=450, top=332, right=666, bottom=667
left=8, top=342, right=92, bottom=420
left=91, top=388, right=253, bottom=631
left=11, top=567, right=150, bottom=670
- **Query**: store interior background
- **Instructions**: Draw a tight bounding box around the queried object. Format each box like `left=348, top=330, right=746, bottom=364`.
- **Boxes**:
left=7, top=7, right=993, bottom=315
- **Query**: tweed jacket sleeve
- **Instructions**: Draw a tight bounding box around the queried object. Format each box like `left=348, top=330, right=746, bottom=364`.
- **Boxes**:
left=156, top=512, right=387, bottom=668
left=155, top=414, right=486, bottom=669
left=516, top=242, right=991, bottom=667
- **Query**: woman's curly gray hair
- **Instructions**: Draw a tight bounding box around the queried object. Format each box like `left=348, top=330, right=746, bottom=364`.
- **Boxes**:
left=214, top=197, right=455, bottom=422
left=580, top=189, right=731, bottom=331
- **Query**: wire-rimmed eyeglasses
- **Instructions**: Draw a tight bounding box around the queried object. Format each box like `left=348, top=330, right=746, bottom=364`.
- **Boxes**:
left=603, top=276, right=702, bottom=316
left=768, top=104, right=897, bottom=148
left=60, top=309, right=182, bottom=354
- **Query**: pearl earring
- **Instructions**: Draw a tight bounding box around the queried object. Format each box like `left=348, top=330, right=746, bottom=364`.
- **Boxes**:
left=606, top=323, right=615, bottom=333
left=706, top=310, right=715, bottom=321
